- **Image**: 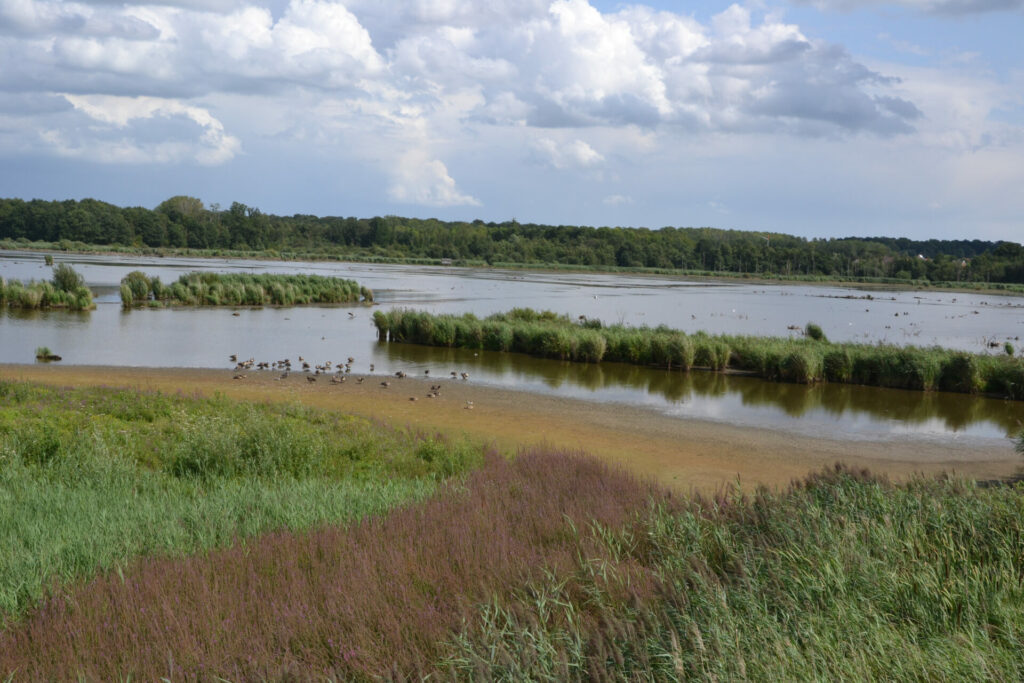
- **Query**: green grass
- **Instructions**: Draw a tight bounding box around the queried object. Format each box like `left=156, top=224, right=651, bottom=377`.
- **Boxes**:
left=374, top=308, right=1024, bottom=399
left=0, top=264, right=94, bottom=311
left=1, top=378, right=1022, bottom=676
left=445, top=465, right=1024, bottom=680
left=120, top=271, right=372, bottom=307
left=0, top=380, right=482, bottom=624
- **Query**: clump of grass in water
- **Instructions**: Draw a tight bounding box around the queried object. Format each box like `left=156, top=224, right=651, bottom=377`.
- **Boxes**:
left=805, top=321, right=827, bottom=342
left=50, top=263, right=83, bottom=293
left=0, top=265, right=93, bottom=311
left=120, top=271, right=372, bottom=307
left=33, top=346, right=59, bottom=361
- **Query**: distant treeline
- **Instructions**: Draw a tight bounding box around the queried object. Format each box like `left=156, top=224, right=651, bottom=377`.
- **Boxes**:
left=2, top=196, right=1023, bottom=285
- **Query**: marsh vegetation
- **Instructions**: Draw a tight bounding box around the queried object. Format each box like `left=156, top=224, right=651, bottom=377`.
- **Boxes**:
left=374, top=308, right=1024, bottom=399
left=0, top=263, right=93, bottom=311
left=119, top=271, right=372, bottom=308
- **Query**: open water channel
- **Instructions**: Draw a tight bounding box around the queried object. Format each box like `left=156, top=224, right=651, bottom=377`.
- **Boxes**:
left=2, top=250, right=1022, bottom=447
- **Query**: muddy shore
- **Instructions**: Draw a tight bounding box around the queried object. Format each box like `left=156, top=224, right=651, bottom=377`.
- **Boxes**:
left=3, top=364, right=1018, bottom=491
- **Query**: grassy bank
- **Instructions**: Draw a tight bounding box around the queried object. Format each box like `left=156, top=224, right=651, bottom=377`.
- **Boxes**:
left=2, top=447, right=1023, bottom=679
left=373, top=308, right=1024, bottom=399
left=119, top=270, right=373, bottom=307
left=0, top=263, right=94, bottom=311
left=0, top=380, right=480, bottom=624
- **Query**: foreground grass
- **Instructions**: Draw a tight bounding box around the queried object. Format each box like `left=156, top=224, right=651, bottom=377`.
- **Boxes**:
left=0, top=380, right=480, bottom=624
left=374, top=307, right=1024, bottom=399
left=2, top=444, right=1023, bottom=679
left=119, top=270, right=373, bottom=307
left=448, top=463, right=1024, bottom=681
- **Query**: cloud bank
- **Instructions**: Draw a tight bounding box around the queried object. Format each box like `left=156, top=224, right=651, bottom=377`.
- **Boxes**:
left=0, top=0, right=1019, bottom=232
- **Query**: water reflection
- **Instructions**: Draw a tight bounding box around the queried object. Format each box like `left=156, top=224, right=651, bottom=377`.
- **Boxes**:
left=4, top=307, right=93, bottom=327
left=374, top=341, right=1021, bottom=442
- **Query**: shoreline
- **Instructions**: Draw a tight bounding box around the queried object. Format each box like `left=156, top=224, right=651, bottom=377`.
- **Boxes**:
left=4, top=245, right=1023, bottom=298
left=3, top=363, right=1018, bottom=492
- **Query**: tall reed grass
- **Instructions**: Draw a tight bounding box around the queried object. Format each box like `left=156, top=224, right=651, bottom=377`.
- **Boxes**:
left=0, top=449, right=667, bottom=679
left=120, top=271, right=372, bottom=307
left=0, top=264, right=93, bottom=310
left=374, top=308, right=1024, bottom=399
left=0, top=380, right=480, bottom=624
left=2, top=450, right=1022, bottom=680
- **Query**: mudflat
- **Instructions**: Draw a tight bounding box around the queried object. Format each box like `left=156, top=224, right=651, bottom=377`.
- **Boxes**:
left=3, top=364, right=1018, bottom=491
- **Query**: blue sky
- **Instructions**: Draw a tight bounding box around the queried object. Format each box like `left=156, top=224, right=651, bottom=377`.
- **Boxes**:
left=0, top=0, right=1021, bottom=242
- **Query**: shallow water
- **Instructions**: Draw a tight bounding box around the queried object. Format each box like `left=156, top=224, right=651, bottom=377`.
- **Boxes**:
left=2, top=250, right=1022, bottom=447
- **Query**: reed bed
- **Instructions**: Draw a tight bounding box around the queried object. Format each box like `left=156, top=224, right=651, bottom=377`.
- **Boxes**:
left=0, top=264, right=94, bottom=311
left=2, top=449, right=1023, bottom=680
left=0, top=380, right=480, bottom=624
left=374, top=308, right=1024, bottom=399
left=120, top=271, right=373, bottom=307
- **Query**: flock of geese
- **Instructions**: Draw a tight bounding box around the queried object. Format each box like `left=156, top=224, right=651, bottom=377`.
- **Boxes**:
left=229, top=354, right=474, bottom=406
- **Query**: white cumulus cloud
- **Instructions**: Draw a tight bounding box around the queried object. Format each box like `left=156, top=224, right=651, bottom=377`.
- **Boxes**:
left=387, top=151, right=480, bottom=207
left=531, top=137, right=604, bottom=169
left=52, top=94, right=240, bottom=164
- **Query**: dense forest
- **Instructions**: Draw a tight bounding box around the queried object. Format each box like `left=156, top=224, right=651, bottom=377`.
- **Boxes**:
left=2, top=196, right=1022, bottom=285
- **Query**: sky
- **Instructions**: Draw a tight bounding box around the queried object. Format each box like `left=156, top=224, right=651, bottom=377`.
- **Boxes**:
left=0, top=0, right=1021, bottom=242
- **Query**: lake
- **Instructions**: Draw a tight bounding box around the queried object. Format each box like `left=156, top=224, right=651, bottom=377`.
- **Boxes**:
left=2, top=249, right=1022, bottom=447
